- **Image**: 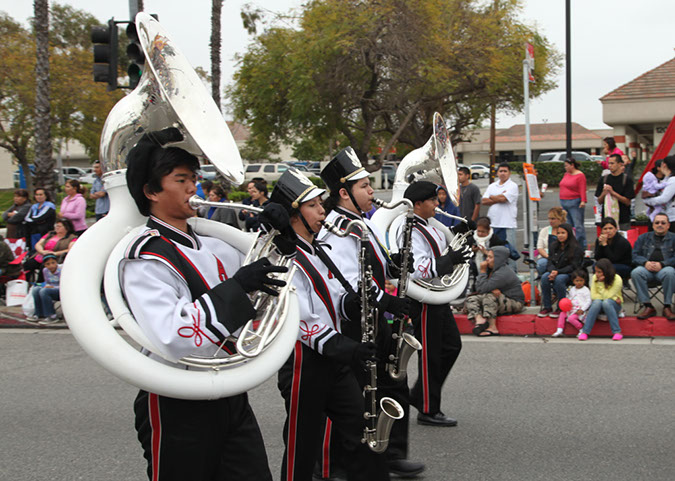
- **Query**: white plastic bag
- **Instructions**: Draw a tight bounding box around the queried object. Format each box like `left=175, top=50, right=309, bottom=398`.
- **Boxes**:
left=22, top=286, right=35, bottom=317
left=6, top=279, right=28, bottom=307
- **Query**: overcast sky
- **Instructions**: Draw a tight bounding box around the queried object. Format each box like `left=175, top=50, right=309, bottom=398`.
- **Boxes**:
left=2, top=0, right=674, bottom=130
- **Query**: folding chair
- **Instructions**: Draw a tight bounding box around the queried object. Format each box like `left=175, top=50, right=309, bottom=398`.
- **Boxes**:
left=626, top=278, right=665, bottom=314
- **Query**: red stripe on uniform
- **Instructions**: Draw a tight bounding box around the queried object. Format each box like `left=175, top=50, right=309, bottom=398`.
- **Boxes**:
left=286, top=342, right=303, bottom=481
left=421, top=304, right=430, bottom=413
left=322, top=419, right=333, bottom=479
left=149, top=393, right=162, bottom=481
left=159, top=236, right=211, bottom=289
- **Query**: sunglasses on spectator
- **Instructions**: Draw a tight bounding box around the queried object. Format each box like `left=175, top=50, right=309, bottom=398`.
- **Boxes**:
left=654, top=221, right=669, bottom=225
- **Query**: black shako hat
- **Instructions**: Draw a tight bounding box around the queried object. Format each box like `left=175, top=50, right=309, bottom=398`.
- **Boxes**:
left=404, top=180, right=438, bottom=204
left=270, top=167, right=325, bottom=213
left=320, top=147, right=369, bottom=192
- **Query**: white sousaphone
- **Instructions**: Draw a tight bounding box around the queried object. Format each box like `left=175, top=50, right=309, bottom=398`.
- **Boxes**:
left=60, top=13, right=299, bottom=400
left=370, top=112, right=470, bottom=305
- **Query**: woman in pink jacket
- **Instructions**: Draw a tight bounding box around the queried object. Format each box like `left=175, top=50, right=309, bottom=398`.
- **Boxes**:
left=59, top=179, right=87, bottom=235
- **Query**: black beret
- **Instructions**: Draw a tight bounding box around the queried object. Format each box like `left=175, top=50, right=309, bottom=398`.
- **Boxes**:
left=403, top=181, right=438, bottom=204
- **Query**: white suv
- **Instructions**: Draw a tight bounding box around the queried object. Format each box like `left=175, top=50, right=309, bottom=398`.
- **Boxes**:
left=243, top=163, right=290, bottom=183
left=536, top=151, right=592, bottom=163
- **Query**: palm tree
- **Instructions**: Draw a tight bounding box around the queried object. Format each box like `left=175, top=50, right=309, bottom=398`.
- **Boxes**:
left=33, top=0, right=52, bottom=196
left=210, top=0, right=223, bottom=112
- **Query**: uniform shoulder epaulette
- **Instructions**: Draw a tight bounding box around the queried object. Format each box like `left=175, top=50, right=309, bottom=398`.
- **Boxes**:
left=124, top=229, right=169, bottom=260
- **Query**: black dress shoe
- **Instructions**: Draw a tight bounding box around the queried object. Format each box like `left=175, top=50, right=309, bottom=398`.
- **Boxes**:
left=417, top=412, right=458, bottom=427
left=388, top=458, right=426, bottom=478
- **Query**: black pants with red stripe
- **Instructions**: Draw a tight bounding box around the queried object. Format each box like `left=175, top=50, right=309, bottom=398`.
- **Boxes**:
left=409, top=300, right=462, bottom=415
left=278, top=342, right=389, bottom=481
left=134, top=390, right=272, bottom=481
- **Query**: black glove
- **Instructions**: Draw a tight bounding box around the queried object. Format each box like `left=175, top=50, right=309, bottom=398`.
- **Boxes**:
left=272, top=230, right=298, bottom=257
left=232, top=257, right=288, bottom=296
left=341, top=291, right=362, bottom=323
left=378, top=292, right=410, bottom=318
left=450, top=219, right=476, bottom=235
left=352, top=341, right=378, bottom=368
left=436, top=247, right=471, bottom=276
left=259, top=202, right=290, bottom=232
left=389, top=252, right=415, bottom=277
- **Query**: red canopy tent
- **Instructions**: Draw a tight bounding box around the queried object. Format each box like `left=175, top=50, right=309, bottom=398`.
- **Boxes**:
left=636, top=113, right=675, bottom=192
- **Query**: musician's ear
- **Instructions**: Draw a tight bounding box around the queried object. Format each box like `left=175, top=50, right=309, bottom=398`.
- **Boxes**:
left=338, top=187, right=351, bottom=201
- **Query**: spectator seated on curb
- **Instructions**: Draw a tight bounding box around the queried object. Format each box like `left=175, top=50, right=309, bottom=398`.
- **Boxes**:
left=469, top=216, right=506, bottom=289
left=535, top=207, right=567, bottom=276
left=630, top=213, right=675, bottom=320
left=26, top=254, right=62, bottom=325
left=465, top=246, right=525, bottom=337
left=537, top=223, right=584, bottom=319
left=594, top=217, right=633, bottom=279
left=579, top=259, right=624, bottom=341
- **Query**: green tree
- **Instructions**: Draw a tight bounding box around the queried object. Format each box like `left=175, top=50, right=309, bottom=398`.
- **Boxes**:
left=0, top=5, right=123, bottom=196
left=229, top=0, right=560, bottom=169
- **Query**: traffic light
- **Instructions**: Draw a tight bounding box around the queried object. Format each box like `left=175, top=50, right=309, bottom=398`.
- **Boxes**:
left=126, top=22, right=145, bottom=90
left=91, top=19, right=118, bottom=91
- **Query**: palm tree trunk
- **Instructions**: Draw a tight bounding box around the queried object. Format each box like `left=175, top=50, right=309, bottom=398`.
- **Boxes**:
left=210, top=0, right=223, bottom=112
left=34, top=0, right=52, bottom=197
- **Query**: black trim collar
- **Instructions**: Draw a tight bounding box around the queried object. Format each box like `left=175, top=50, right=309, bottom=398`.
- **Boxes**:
left=334, top=205, right=361, bottom=220
left=413, top=214, right=428, bottom=226
left=147, top=216, right=201, bottom=250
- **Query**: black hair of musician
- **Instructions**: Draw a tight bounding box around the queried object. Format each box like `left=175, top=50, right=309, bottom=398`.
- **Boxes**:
left=126, top=136, right=199, bottom=216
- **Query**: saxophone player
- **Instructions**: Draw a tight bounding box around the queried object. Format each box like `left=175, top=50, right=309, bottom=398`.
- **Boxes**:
left=396, top=181, right=472, bottom=427
left=316, top=148, right=425, bottom=479
left=120, top=132, right=291, bottom=481
left=269, top=168, right=389, bottom=481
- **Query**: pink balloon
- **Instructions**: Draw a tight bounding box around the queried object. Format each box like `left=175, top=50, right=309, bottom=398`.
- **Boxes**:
left=559, top=298, right=572, bottom=312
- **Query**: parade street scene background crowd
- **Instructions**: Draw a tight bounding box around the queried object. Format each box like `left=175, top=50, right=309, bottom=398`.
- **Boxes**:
left=0, top=1, right=674, bottom=481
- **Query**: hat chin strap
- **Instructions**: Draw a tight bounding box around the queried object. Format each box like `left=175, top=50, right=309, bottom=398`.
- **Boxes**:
left=300, top=214, right=318, bottom=238
left=344, top=186, right=365, bottom=217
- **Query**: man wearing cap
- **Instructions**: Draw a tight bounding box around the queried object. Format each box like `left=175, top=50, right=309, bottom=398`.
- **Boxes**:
left=119, top=131, right=292, bottom=481
left=270, top=168, right=389, bottom=481
left=316, top=147, right=425, bottom=479
left=397, top=181, right=470, bottom=427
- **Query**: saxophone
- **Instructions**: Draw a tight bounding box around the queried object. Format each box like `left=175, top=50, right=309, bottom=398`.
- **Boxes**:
left=373, top=199, right=423, bottom=381
left=323, top=219, right=404, bottom=453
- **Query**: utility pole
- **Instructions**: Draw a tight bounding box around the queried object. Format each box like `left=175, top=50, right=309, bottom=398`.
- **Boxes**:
left=565, top=0, right=572, bottom=158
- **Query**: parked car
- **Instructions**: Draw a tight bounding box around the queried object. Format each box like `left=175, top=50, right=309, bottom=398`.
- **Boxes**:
left=380, top=163, right=396, bottom=188
left=243, top=162, right=290, bottom=183
left=54, top=166, right=89, bottom=181
left=536, top=151, right=592, bottom=163
left=469, top=164, right=490, bottom=179
left=590, top=155, right=605, bottom=163
left=79, top=173, right=97, bottom=184
left=198, top=164, right=218, bottom=181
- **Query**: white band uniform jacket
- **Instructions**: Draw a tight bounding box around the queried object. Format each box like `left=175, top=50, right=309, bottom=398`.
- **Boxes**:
left=394, top=214, right=449, bottom=281
left=292, top=236, right=347, bottom=353
left=318, top=206, right=394, bottom=301
left=120, top=216, right=250, bottom=365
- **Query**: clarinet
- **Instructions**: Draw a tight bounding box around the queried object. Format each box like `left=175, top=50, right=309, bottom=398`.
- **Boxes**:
left=322, top=219, right=403, bottom=453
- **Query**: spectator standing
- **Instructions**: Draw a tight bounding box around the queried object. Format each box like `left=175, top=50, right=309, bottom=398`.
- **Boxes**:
left=536, top=207, right=566, bottom=276
left=594, top=217, right=633, bottom=279
left=641, top=159, right=668, bottom=221
left=559, top=158, right=588, bottom=249
left=602, top=136, right=624, bottom=160
left=630, top=213, right=675, bottom=320
left=537, top=223, right=584, bottom=318
left=59, top=179, right=88, bottom=235
left=643, top=156, right=675, bottom=230
left=24, top=187, right=56, bottom=249
left=239, top=180, right=268, bottom=231
left=27, top=254, right=62, bottom=325
left=2, top=189, right=31, bottom=239
left=434, top=185, right=460, bottom=227
left=89, top=161, right=110, bottom=221
left=595, top=154, right=634, bottom=231
left=457, top=167, right=481, bottom=222
left=466, top=245, right=525, bottom=336
left=481, top=163, right=519, bottom=263
left=579, top=259, right=624, bottom=341
left=198, top=185, right=239, bottom=229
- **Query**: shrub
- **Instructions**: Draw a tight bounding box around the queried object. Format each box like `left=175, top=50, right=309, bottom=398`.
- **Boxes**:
left=508, top=161, right=603, bottom=187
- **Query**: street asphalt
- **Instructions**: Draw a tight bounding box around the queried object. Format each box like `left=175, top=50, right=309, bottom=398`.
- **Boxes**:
left=1, top=329, right=673, bottom=481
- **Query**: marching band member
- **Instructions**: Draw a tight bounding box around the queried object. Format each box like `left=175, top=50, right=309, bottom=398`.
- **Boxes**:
left=397, top=181, right=471, bottom=427
left=120, top=131, right=291, bottom=481
left=316, top=147, right=425, bottom=479
left=270, top=168, right=389, bottom=481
